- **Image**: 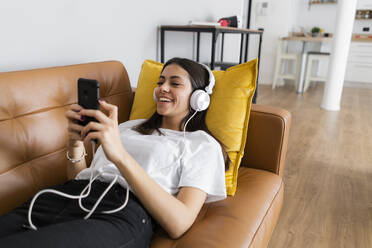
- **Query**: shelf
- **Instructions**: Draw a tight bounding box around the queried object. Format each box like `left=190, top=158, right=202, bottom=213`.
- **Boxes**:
left=204, top=62, right=238, bottom=70
left=308, top=1, right=337, bottom=10
left=355, top=10, right=372, bottom=20
left=310, top=2, right=337, bottom=4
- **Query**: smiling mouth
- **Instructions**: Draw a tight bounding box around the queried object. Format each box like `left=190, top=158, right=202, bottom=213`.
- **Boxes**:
left=158, top=97, right=173, bottom=103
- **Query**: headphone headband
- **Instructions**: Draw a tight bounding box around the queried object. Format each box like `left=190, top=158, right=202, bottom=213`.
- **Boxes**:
left=199, top=63, right=215, bottom=95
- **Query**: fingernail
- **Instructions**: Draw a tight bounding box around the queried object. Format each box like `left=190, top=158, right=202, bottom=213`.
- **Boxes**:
left=99, top=98, right=105, bottom=103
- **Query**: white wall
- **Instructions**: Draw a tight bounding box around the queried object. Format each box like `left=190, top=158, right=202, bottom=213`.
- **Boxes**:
left=295, top=0, right=338, bottom=35
left=0, top=0, right=242, bottom=86
left=4, top=0, right=364, bottom=88
left=246, top=0, right=295, bottom=85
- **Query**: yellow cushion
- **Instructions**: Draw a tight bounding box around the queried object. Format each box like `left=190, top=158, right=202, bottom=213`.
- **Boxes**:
left=129, top=59, right=257, bottom=195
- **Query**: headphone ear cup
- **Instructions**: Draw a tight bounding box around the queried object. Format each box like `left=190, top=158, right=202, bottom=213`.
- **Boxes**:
left=153, top=87, right=157, bottom=102
left=190, top=90, right=210, bottom=111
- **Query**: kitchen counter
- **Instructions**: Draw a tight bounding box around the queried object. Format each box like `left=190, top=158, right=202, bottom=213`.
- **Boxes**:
left=282, top=36, right=332, bottom=42
left=284, top=34, right=372, bottom=42
left=352, top=34, right=372, bottom=42
left=352, top=37, right=372, bottom=42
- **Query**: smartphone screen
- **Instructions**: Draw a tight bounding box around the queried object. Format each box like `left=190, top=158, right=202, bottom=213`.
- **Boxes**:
left=78, top=78, right=100, bottom=126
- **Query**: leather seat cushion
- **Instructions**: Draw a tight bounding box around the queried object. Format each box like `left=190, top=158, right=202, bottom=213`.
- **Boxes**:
left=150, top=167, right=284, bottom=248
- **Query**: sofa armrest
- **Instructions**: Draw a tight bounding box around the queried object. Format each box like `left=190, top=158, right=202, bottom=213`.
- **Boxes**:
left=241, top=104, right=291, bottom=177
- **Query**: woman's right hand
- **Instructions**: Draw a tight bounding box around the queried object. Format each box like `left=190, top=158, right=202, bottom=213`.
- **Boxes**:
left=65, top=104, right=84, bottom=148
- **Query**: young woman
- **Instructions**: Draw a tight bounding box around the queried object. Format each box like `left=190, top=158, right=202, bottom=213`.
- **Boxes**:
left=0, top=58, right=230, bottom=248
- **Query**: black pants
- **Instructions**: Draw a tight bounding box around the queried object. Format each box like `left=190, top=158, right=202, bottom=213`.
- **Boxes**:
left=0, top=179, right=155, bottom=248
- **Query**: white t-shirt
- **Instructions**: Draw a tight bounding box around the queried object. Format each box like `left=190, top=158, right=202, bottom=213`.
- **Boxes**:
left=75, top=119, right=226, bottom=203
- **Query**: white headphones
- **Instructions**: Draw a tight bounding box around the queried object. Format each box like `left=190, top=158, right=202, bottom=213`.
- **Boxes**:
left=153, top=63, right=215, bottom=112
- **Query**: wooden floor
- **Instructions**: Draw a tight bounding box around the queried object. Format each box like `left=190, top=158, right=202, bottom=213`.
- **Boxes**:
left=260, top=83, right=372, bottom=248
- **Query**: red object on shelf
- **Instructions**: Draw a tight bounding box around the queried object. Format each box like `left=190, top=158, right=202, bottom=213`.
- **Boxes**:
left=218, top=19, right=230, bottom=27
left=218, top=16, right=238, bottom=27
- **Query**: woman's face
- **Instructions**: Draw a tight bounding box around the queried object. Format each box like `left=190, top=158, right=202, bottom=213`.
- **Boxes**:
left=155, top=64, right=193, bottom=119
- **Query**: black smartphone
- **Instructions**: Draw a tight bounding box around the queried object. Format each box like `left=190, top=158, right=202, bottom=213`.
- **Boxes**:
left=77, top=78, right=100, bottom=126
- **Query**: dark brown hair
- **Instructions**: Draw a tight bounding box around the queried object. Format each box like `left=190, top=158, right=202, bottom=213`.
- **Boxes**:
left=133, top=57, right=230, bottom=171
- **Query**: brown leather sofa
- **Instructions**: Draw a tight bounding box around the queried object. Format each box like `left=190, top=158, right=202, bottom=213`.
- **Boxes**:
left=0, top=61, right=291, bottom=247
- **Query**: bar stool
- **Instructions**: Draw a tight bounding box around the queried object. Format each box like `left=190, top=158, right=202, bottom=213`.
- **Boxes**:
left=303, top=51, right=330, bottom=92
left=272, top=39, right=301, bottom=90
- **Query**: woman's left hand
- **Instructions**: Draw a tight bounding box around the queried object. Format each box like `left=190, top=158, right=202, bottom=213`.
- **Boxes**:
left=80, top=99, right=125, bottom=165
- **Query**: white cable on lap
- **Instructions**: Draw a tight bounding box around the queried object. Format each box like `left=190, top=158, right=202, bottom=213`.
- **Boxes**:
left=27, top=110, right=197, bottom=231
left=27, top=141, right=130, bottom=231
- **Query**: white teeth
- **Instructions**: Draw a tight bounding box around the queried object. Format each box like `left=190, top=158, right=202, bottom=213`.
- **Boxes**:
left=159, top=97, right=172, bottom=102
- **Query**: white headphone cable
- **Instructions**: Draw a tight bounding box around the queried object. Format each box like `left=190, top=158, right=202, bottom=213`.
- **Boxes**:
left=178, top=110, right=198, bottom=162
left=27, top=141, right=130, bottom=230
left=27, top=105, right=200, bottom=230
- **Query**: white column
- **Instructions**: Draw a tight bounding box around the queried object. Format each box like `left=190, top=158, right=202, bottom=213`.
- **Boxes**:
left=321, top=0, right=357, bottom=111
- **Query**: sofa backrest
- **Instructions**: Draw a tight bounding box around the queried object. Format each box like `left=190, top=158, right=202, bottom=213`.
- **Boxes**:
left=0, top=61, right=133, bottom=215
